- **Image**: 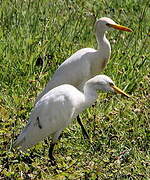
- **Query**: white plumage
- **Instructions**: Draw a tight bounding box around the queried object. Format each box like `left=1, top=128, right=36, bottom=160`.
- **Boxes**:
left=14, top=75, right=129, bottom=158
left=36, top=17, right=132, bottom=102
left=14, top=84, right=83, bottom=150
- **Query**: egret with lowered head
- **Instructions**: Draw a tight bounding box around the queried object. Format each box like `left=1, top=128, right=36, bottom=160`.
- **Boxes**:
left=14, top=75, right=130, bottom=164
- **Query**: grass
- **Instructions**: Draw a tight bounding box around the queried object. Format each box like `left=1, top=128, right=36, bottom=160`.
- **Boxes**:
left=0, top=0, right=150, bottom=179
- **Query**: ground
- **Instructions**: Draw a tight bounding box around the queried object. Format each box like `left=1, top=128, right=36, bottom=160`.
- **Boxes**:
left=0, top=0, right=150, bottom=179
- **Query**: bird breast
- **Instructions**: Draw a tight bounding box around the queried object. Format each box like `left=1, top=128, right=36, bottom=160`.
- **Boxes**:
left=89, top=53, right=109, bottom=77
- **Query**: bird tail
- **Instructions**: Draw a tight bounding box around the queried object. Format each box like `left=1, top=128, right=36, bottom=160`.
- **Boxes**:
left=13, top=120, right=49, bottom=151
left=13, top=133, right=27, bottom=151
left=13, top=122, right=34, bottom=151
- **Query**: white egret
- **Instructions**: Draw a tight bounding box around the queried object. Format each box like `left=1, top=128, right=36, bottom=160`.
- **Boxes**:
left=35, top=17, right=132, bottom=139
left=36, top=17, right=132, bottom=101
left=14, top=75, right=130, bottom=163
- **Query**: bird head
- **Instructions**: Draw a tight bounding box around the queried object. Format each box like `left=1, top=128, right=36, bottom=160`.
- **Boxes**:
left=87, top=75, right=130, bottom=98
left=96, top=17, right=132, bottom=33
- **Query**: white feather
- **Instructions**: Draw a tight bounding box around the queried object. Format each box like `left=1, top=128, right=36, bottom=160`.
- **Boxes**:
left=14, top=75, right=118, bottom=151
left=36, top=17, right=131, bottom=102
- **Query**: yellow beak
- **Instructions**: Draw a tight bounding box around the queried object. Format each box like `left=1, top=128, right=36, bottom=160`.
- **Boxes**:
left=107, top=24, right=133, bottom=32
left=111, top=85, right=130, bottom=98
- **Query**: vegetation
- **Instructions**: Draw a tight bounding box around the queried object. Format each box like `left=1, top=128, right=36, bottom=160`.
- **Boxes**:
left=0, top=0, right=149, bottom=179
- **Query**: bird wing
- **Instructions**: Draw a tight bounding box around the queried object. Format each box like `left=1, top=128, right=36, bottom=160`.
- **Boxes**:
left=36, top=48, right=96, bottom=102
left=52, top=48, right=97, bottom=87
left=14, top=88, right=75, bottom=151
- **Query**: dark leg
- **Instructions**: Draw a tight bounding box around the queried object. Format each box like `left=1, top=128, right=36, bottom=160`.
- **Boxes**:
left=48, top=131, right=62, bottom=165
left=77, top=115, right=90, bottom=140
left=48, top=142, right=56, bottom=166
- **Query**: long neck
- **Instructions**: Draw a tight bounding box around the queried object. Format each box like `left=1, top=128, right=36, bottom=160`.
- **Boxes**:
left=83, top=83, right=98, bottom=108
left=96, top=30, right=111, bottom=59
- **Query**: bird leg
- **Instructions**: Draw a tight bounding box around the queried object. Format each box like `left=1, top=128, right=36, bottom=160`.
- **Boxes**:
left=48, top=142, right=56, bottom=166
left=48, top=131, right=62, bottom=166
left=77, top=115, right=90, bottom=140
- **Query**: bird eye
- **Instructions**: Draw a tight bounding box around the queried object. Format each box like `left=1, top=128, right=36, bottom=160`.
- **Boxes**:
left=109, top=82, right=114, bottom=86
left=106, top=23, right=111, bottom=27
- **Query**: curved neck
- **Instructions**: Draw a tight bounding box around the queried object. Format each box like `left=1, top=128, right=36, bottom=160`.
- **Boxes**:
left=83, top=83, right=98, bottom=108
left=96, top=30, right=111, bottom=59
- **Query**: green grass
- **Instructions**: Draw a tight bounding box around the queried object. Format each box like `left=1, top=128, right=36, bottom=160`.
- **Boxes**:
left=0, top=0, right=150, bottom=179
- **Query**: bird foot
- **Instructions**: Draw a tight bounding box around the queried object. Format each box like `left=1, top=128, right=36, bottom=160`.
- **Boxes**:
left=49, top=155, right=56, bottom=166
left=82, top=131, right=90, bottom=141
